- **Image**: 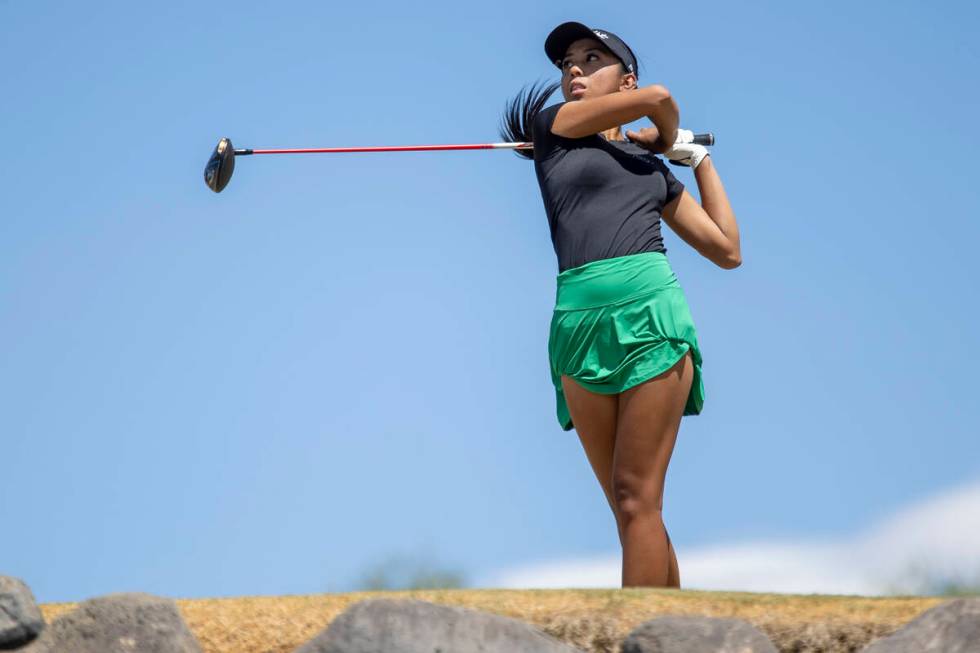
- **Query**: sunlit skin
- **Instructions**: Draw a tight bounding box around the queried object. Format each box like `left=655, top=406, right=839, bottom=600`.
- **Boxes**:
left=559, top=38, right=638, bottom=142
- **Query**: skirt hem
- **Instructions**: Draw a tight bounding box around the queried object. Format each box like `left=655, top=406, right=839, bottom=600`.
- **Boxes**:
left=556, top=340, right=704, bottom=432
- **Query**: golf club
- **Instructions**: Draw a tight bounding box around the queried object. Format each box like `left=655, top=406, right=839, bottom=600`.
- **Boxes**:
left=204, top=133, right=716, bottom=193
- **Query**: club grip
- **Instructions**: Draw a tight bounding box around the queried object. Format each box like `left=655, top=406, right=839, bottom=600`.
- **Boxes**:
left=693, top=133, right=714, bottom=146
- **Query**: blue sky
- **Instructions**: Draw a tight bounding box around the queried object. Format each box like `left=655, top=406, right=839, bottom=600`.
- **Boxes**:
left=2, top=1, right=978, bottom=604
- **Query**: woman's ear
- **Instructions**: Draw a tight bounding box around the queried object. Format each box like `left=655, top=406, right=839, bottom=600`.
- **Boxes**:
left=620, top=72, right=638, bottom=91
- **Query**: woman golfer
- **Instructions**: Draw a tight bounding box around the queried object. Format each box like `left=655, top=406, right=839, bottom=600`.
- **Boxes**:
left=501, top=21, right=741, bottom=588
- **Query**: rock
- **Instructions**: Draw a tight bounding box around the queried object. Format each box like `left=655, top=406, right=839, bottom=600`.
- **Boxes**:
left=18, top=592, right=202, bottom=653
left=0, top=576, right=45, bottom=648
left=859, top=597, right=980, bottom=653
left=621, top=614, right=778, bottom=653
left=294, top=597, right=585, bottom=653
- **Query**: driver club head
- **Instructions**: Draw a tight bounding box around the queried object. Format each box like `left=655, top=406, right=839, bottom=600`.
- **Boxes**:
left=204, top=137, right=235, bottom=193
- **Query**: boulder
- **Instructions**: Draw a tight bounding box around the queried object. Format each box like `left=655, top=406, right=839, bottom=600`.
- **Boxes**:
left=860, top=597, right=980, bottom=653
left=19, top=592, right=201, bottom=653
left=0, top=576, right=45, bottom=648
left=621, top=614, right=778, bottom=653
left=294, top=597, right=584, bottom=653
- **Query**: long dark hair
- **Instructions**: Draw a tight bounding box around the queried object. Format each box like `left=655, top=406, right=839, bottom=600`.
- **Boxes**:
left=498, top=59, right=637, bottom=160
left=498, top=78, right=561, bottom=160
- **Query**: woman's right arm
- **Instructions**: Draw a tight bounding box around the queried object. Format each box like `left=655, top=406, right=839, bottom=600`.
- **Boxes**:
left=550, top=85, right=678, bottom=147
left=661, top=157, right=742, bottom=269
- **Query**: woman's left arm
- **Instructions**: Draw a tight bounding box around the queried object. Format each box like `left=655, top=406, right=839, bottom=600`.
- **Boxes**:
left=661, top=157, right=742, bottom=269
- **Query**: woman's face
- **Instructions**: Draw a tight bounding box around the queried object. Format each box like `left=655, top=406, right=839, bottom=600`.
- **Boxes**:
left=560, top=37, right=635, bottom=102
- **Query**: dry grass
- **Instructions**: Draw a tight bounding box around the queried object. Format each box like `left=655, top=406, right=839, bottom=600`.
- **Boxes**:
left=38, top=588, right=946, bottom=653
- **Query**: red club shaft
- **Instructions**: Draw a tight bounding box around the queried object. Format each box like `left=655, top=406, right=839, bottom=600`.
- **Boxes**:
left=237, top=142, right=534, bottom=155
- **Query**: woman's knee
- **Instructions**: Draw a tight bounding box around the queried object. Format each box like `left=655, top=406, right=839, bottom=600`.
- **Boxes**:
left=610, top=469, right=664, bottom=521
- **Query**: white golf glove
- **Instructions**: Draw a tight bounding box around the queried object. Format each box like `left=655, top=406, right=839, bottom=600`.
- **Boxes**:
left=674, top=128, right=696, bottom=144
left=665, top=128, right=709, bottom=169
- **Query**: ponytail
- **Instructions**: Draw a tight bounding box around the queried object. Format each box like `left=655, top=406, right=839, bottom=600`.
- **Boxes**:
left=498, top=78, right=561, bottom=160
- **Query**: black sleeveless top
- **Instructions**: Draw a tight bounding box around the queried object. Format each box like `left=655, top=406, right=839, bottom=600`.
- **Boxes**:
left=532, top=101, right=685, bottom=273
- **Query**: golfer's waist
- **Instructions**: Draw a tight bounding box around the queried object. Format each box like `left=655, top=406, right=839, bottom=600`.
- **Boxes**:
left=554, top=252, right=679, bottom=310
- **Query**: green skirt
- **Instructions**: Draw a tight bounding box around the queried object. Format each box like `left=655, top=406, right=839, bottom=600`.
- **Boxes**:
left=548, top=251, right=705, bottom=431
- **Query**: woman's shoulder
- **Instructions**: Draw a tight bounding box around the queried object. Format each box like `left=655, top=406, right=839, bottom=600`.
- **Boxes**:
left=532, top=102, right=572, bottom=164
left=533, top=102, right=567, bottom=139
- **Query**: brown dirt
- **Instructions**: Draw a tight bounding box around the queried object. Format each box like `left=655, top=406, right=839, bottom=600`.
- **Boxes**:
left=38, top=588, right=946, bottom=653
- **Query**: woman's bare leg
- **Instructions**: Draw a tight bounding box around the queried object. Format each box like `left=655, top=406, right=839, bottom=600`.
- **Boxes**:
left=561, top=371, right=683, bottom=582
left=561, top=365, right=685, bottom=584
left=613, top=350, right=693, bottom=587
left=560, top=375, right=621, bottom=544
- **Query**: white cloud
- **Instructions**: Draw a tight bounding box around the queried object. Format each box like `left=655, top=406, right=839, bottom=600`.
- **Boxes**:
left=476, top=478, right=980, bottom=596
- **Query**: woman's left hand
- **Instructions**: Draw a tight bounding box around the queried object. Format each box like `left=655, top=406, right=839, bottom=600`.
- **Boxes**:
left=624, top=125, right=675, bottom=155
left=665, top=142, right=710, bottom=169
